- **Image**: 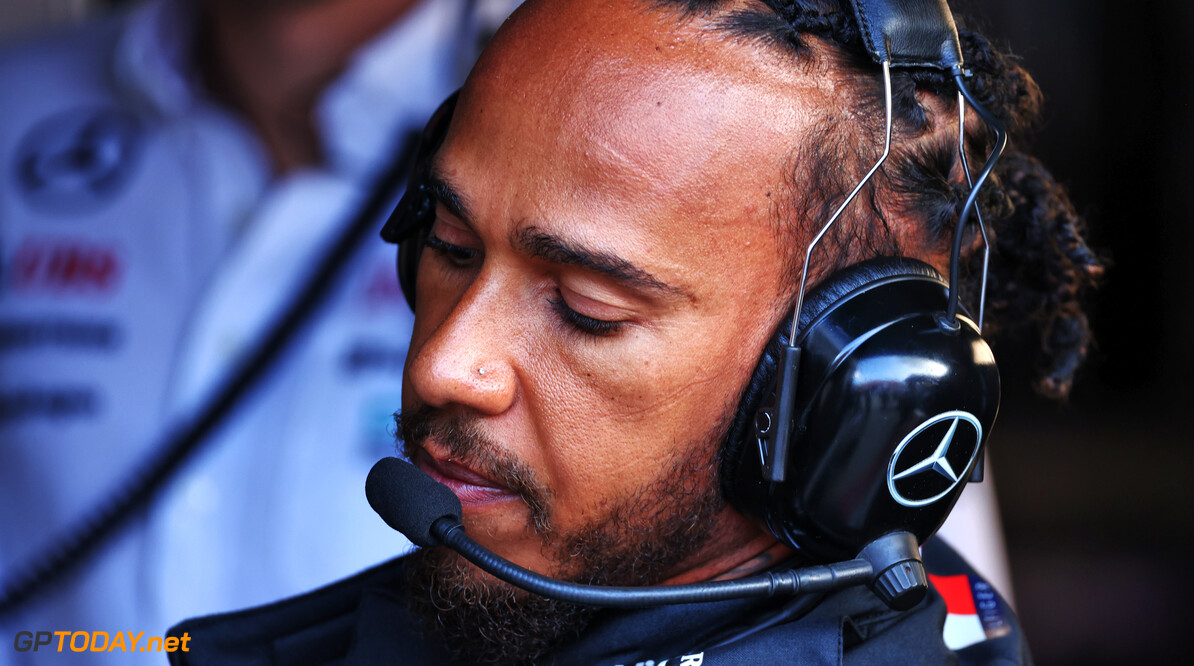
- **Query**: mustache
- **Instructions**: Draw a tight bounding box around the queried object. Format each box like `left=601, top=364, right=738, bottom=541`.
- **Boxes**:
left=396, top=406, right=553, bottom=536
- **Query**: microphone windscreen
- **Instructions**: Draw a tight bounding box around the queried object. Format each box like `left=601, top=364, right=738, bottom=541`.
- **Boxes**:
left=366, top=457, right=462, bottom=548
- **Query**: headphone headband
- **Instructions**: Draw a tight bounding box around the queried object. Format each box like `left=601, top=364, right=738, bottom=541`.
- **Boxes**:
left=849, top=0, right=964, bottom=70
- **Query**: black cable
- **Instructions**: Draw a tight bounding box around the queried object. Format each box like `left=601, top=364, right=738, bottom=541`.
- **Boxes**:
left=946, top=74, right=1007, bottom=323
left=0, top=131, right=421, bottom=619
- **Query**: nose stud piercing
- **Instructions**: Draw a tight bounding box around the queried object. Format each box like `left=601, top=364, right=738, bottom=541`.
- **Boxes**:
left=477, top=367, right=486, bottom=376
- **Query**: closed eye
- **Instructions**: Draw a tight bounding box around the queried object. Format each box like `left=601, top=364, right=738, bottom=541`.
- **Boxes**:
left=548, top=294, right=625, bottom=338
left=424, top=233, right=479, bottom=268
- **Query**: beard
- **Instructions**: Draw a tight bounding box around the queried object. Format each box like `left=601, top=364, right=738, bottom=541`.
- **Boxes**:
left=397, top=405, right=731, bottom=665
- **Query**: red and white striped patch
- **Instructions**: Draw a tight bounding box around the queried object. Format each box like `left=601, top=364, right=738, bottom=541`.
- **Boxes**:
left=928, top=573, right=1012, bottom=650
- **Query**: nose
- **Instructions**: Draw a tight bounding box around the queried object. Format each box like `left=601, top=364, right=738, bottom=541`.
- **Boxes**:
left=406, top=278, right=518, bottom=416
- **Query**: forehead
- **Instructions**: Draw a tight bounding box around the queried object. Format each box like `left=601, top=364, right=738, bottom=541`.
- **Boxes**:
left=438, top=0, right=832, bottom=298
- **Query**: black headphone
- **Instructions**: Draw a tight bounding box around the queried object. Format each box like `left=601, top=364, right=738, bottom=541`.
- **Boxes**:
left=380, top=0, right=1003, bottom=565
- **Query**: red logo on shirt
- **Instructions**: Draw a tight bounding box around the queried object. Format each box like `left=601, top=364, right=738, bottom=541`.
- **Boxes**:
left=7, top=238, right=122, bottom=296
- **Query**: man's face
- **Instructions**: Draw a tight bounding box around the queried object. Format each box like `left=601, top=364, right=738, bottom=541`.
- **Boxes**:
left=401, top=0, right=831, bottom=585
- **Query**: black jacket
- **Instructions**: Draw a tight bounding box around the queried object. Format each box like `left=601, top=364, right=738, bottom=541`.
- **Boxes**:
left=167, top=539, right=1031, bottom=665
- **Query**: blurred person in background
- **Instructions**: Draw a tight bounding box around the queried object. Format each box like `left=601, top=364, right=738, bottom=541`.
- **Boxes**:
left=0, top=0, right=517, bottom=653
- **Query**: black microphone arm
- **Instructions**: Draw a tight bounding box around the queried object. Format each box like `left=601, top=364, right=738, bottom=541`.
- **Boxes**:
left=366, top=457, right=927, bottom=611
left=432, top=516, right=872, bottom=608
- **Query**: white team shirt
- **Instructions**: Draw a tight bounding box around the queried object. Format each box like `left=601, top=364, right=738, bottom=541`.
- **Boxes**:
left=0, top=0, right=507, bottom=658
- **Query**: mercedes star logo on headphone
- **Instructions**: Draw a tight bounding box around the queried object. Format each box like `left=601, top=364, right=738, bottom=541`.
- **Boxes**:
left=887, top=411, right=983, bottom=508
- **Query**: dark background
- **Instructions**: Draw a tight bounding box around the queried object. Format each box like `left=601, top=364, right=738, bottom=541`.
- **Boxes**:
left=3, top=0, right=1191, bottom=663
left=969, top=1, right=1193, bottom=663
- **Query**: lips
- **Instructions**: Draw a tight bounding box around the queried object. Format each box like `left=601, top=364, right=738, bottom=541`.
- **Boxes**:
left=413, top=447, right=519, bottom=506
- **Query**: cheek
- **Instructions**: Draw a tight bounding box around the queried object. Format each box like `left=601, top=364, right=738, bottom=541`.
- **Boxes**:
left=523, top=315, right=759, bottom=508
left=532, top=326, right=700, bottom=428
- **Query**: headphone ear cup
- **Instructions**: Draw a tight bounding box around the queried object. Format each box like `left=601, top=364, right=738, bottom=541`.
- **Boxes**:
left=397, top=224, right=429, bottom=310
left=723, top=257, right=999, bottom=562
left=721, top=258, right=940, bottom=503
left=380, top=92, right=460, bottom=309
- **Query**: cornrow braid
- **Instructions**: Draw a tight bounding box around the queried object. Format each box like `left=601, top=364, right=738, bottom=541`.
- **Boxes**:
left=659, top=0, right=1105, bottom=399
left=769, top=0, right=861, bottom=45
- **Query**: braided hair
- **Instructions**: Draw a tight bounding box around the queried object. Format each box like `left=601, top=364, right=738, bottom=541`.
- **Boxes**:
left=657, top=0, right=1104, bottom=399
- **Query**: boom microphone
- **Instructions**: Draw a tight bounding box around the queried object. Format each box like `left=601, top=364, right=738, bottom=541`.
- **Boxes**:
left=366, top=456, right=462, bottom=548
left=366, top=457, right=928, bottom=610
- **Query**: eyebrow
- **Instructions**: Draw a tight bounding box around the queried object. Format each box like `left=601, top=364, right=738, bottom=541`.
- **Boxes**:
left=427, top=172, right=473, bottom=225
left=514, top=227, right=693, bottom=301
left=428, top=170, right=692, bottom=301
